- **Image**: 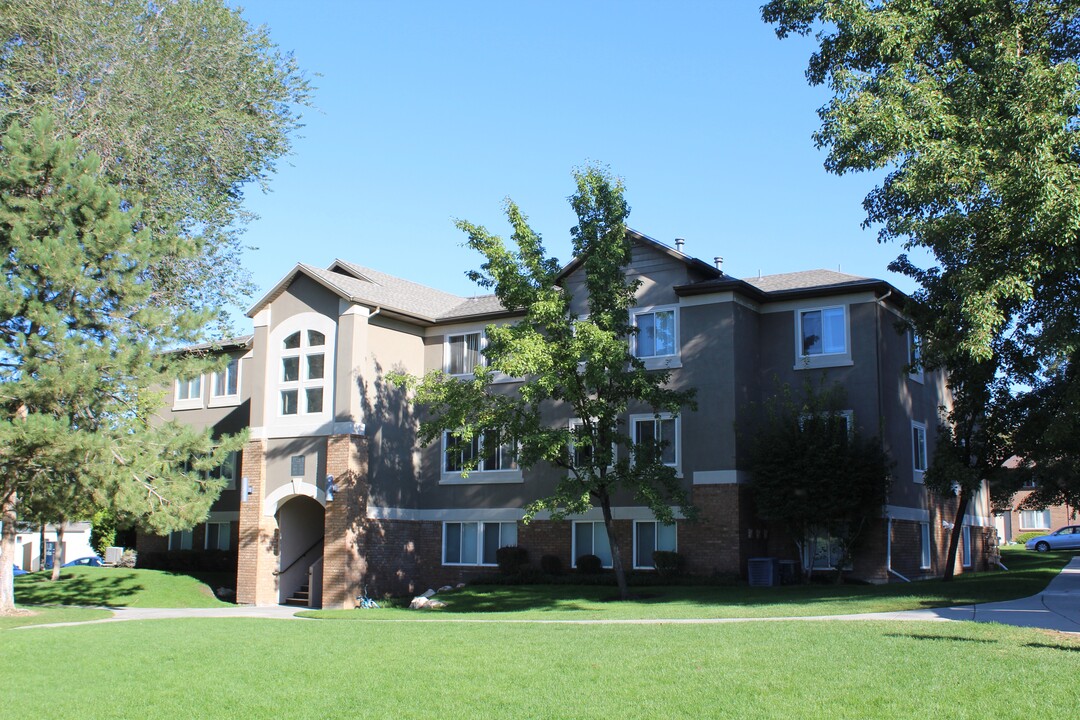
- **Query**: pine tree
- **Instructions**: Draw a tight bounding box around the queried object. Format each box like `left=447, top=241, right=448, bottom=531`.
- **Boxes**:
left=0, top=114, right=240, bottom=612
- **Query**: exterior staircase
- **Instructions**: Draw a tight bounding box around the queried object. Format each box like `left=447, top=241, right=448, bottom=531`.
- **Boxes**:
left=284, top=583, right=310, bottom=607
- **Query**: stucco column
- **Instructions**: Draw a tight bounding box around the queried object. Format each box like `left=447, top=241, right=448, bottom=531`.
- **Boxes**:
left=334, top=302, right=370, bottom=434
left=322, top=433, right=368, bottom=609
left=236, top=439, right=279, bottom=606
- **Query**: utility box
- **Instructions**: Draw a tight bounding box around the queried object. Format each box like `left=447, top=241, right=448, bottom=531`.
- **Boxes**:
left=747, top=557, right=777, bottom=587
left=104, top=546, right=124, bottom=566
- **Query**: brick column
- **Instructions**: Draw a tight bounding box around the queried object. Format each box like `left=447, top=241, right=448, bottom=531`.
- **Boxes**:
left=236, top=439, right=279, bottom=606
left=322, top=434, right=368, bottom=609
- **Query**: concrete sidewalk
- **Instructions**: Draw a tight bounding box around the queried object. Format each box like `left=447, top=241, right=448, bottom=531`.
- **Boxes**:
left=15, top=556, right=1080, bottom=633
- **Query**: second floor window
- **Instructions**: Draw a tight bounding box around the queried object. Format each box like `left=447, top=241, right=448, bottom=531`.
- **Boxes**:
left=799, top=306, right=846, bottom=356
left=281, top=330, right=326, bottom=416
left=176, top=376, right=201, bottom=402
left=633, top=308, right=677, bottom=358
left=447, top=332, right=482, bottom=375
left=444, top=430, right=517, bottom=473
left=632, top=414, right=678, bottom=468
left=211, top=358, right=239, bottom=398
left=912, top=422, right=928, bottom=480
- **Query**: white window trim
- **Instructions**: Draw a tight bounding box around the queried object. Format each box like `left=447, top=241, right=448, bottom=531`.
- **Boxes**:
left=794, top=304, right=853, bottom=370
left=208, top=357, right=242, bottom=407
left=439, top=430, right=523, bottom=485
left=629, top=412, right=681, bottom=474
left=1019, top=509, right=1051, bottom=530
left=571, top=520, right=613, bottom=568
left=443, top=329, right=486, bottom=377
left=441, top=520, right=517, bottom=566
left=920, top=522, right=932, bottom=569
left=173, top=376, right=204, bottom=411
left=912, top=421, right=928, bottom=483
left=632, top=520, right=678, bottom=570
left=907, top=329, right=924, bottom=384
left=568, top=418, right=617, bottom=472
left=631, top=304, right=681, bottom=369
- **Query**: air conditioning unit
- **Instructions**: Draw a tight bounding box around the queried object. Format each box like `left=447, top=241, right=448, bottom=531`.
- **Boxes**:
left=747, top=557, right=777, bottom=587
left=104, top=546, right=124, bottom=566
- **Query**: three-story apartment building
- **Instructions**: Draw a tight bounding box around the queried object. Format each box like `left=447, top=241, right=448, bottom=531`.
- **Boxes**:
left=147, top=231, right=994, bottom=608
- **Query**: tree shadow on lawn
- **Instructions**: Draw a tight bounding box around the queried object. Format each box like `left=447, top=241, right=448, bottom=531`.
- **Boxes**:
left=14, top=571, right=142, bottom=608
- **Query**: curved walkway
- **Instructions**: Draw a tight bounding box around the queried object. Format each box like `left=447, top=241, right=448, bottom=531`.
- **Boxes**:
left=16, top=556, right=1080, bottom=633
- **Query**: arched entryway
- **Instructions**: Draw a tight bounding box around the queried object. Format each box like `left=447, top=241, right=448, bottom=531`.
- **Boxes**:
left=276, top=495, right=325, bottom=607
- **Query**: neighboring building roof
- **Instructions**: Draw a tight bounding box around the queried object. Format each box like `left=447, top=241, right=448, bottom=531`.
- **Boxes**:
left=166, top=334, right=254, bottom=355
left=556, top=228, right=725, bottom=283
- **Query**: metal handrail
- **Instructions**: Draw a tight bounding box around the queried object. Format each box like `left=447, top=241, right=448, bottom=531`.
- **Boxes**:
left=272, top=536, right=324, bottom=576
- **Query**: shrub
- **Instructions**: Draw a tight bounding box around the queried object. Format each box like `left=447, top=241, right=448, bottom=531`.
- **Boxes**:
left=575, top=554, right=603, bottom=574
left=495, top=546, right=529, bottom=575
left=540, top=554, right=563, bottom=576
left=117, top=549, right=138, bottom=568
left=1015, top=531, right=1050, bottom=545
left=652, top=551, right=685, bottom=578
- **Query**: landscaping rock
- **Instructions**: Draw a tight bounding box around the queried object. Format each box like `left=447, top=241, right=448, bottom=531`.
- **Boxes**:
left=426, top=600, right=447, bottom=609
left=409, top=596, right=430, bottom=609
left=438, top=585, right=453, bottom=593
left=422, top=588, right=436, bottom=598
left=456, top=583, right=466, bottom=589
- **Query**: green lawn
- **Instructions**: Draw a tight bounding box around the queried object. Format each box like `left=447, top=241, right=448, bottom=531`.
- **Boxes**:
left=305, top=547, right=1073, bottom=622
left=0, top=606, right=112, bottom=630
left=2, top=617, right=1078, bottom=719
left=13, top=566, right=229, bottom=609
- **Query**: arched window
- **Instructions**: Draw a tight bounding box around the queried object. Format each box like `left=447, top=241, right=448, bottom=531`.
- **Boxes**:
left=279, top=329, right=327, bottom=416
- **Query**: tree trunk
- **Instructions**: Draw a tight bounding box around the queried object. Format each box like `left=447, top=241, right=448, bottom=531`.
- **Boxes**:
left=38, top=525, right=45, bottom=569
left=50, top=522, right=65, bottom=581
left=599, top=491, right=629, bottom=600
left=941, top=488, right=971, bottom=582
left=0, top=489, right=17, bottom=612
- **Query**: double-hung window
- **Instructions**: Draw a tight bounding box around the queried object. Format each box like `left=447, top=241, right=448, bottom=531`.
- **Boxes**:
left=573, top=521, right=612, bottom=568
left=446, top=332, right=483, bottom=375
left=631, top=413, right=679, bottom=469
left=211, top=357, right=240, bottom=401
left=280, top=330, right=327, bottom=416
left=442, top=521, right=517, bottom=565
left=912, top=422, right=928, bottom=482
left=633, top=521, right=676, bottom=569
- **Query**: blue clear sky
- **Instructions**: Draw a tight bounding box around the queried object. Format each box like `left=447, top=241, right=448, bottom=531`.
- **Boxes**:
left=232, top=1, right=923, bottom=318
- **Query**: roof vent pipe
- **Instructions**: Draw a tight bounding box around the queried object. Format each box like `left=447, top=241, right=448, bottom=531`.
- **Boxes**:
left=714, top=256, right=724, bottom=272
left=675, top=238, right=685, bottom=253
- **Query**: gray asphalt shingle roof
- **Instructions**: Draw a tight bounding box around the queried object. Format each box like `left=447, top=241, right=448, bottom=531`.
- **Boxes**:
left=742, top=269, right=872, bottom=293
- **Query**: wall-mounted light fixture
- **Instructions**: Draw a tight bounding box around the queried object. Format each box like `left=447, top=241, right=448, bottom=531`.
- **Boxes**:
left=241, top=477, right=253, bottom=502
left=325, top=474, right=336, bottom=502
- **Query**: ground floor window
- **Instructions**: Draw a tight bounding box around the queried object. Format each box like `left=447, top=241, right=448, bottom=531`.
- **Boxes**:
left=1019, top=509, right=1051, bottom=530
left=572, top=521, right=612, bottom=568
left=442, top=521, right=517, bottom=566
left=168, top=529, right=193, bottom=551
left=920, top=522, right=932, bottom=569
left=633, top=521, right=676, bottom=569
left=802, top=532, right=852, bottom=571
left=962, top=525, right=972, bottom=568
left=204, top=522, right=231, bottom=551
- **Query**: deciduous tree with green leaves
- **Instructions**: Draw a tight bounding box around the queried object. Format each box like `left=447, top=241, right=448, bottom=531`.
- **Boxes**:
left=0, top=114, right=240, bottom=612
left=763, top=0, right=1080, bottom=576
left=393, top=167, right=696, bottom=600
left=747, top=380, right=891, bottom=582
left=0, top=0, right=313, bottom=326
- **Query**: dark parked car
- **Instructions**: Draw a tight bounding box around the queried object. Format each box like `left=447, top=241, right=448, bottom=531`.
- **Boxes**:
left=61, top=555, right=104, bottom=568
left=1025, top=526, right=1080, bottom=552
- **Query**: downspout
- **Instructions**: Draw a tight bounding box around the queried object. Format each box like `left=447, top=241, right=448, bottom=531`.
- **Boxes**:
left=876, top=291, right=908, bottom=581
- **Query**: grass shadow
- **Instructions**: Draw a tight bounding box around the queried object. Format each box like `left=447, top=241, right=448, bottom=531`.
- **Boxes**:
left=14, top=572, right=143, bottom=608
left=884, top=633, right=995, bottom=644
